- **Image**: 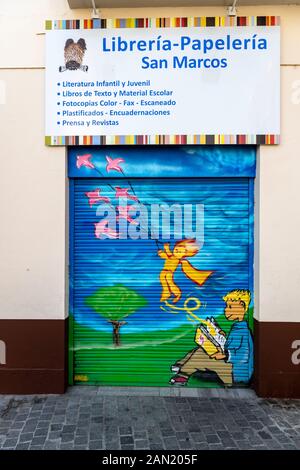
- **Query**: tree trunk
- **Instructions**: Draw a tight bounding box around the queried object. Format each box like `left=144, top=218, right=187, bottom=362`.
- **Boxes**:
left=108, top=320, right=127, bottom=347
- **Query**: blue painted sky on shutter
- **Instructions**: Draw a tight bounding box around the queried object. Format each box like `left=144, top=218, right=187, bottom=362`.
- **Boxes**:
left=71, top=178, right=253, bottom=334
left=68, top=145, right=256, bottom=178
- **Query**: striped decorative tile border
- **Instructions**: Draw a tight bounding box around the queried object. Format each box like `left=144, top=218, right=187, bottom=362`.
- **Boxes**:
left=45, top=135, right=280, bottom=146
left=45, top=16, right=280, bottom=30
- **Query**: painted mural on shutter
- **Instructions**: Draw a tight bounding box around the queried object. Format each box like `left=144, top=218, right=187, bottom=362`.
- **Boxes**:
left=69, top=146, right=255, bottom=388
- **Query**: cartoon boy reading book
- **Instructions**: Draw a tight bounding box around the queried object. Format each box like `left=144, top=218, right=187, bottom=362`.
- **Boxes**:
left=170, top=290, right=253, bottom=386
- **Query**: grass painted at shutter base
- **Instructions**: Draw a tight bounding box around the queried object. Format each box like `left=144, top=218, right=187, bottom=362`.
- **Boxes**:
left=72, top=309, right=253, bottom=387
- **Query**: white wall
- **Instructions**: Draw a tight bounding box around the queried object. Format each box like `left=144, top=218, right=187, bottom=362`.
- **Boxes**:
left=0, top=69, right=67, bottom=319
left=258, top=66, right=300, bottom=322
left=0, top=0, right=299, bottom=321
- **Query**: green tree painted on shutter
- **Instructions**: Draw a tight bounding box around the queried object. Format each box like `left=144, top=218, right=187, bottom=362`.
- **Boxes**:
left=85, top=284, right=148, bottom=347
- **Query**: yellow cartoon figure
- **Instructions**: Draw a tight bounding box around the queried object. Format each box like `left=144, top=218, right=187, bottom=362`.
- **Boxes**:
left=158, top=239, right=213, bottom=303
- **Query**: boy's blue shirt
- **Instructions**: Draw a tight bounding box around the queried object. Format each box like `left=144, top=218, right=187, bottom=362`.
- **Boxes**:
left=225, top=321, right=253, bottom=383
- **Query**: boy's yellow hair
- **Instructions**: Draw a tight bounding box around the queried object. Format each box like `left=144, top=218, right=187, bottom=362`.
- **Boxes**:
left=223, top=290, right=251, bottom=311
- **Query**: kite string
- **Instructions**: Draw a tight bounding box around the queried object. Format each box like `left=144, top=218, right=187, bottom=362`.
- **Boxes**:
left=93, top=163, right=162, bottom=248
left=163, top=297, right=202, bottom=322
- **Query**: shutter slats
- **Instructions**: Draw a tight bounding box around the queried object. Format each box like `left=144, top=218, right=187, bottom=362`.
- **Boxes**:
left=71, top=177, right=253, bottom=387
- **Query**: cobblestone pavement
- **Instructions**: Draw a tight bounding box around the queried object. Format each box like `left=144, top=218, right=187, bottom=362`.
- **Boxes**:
left=0, top=387, right=300, bottom=450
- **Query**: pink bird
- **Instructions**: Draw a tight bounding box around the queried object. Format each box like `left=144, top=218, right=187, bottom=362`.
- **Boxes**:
left=106, top=156, right=124, bottom=173
left=85, top=188, right=110, bottom=207
left=76, top=154, right=95, bottom=169
left=94, top=220, right=118, bottom=239
left=116, top=205, right=138, bottom=225
left=115, top=186, right=139, bottom=202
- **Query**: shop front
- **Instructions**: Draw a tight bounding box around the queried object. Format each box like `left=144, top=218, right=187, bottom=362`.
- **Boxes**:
left=69, top=146, right=255, bottom=388
left=1, top=1, right=300, bottom=398
left=50, top=15, right=274, bottom=392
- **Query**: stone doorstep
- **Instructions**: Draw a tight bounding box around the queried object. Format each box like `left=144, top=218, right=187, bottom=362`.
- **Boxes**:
left=66, top=386, right=257, bottom=399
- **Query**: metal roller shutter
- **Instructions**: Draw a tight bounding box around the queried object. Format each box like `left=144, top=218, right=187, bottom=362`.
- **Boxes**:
left=70, top=177, right=254, bottom=388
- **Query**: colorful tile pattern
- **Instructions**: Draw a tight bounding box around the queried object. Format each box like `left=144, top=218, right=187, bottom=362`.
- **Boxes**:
left=45, top=16, right=280, bottom=30
left=45, top=134, right=280, bottom=146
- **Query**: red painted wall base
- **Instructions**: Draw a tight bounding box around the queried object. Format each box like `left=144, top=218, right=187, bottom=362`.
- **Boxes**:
left=0, top=319, right=67, bottom=394
left=253, top=319, right=300, bottom=398
left=1, top=318, right=299, bottom=397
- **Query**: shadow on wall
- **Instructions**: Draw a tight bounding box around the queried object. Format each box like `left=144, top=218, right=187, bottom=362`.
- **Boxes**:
left=0, top=340, right=6, bottom=365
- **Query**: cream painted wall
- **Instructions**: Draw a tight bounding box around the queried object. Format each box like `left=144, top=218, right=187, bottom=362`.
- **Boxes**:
left=0, top=0, right=299, bottom=321
left=257, top=66, right=300, bottom=322
left=0, top=69, right=67, bottom=319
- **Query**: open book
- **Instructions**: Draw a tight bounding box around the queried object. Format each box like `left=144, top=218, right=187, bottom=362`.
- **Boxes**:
left=195, top=317, right=227, bottom=356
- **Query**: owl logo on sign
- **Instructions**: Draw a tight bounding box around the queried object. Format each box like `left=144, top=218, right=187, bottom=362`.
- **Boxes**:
left=59, top=38, right=88, bottom=72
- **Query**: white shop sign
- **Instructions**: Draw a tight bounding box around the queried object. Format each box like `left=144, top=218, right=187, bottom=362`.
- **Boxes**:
left=45, top=18, right=280, bottom=145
